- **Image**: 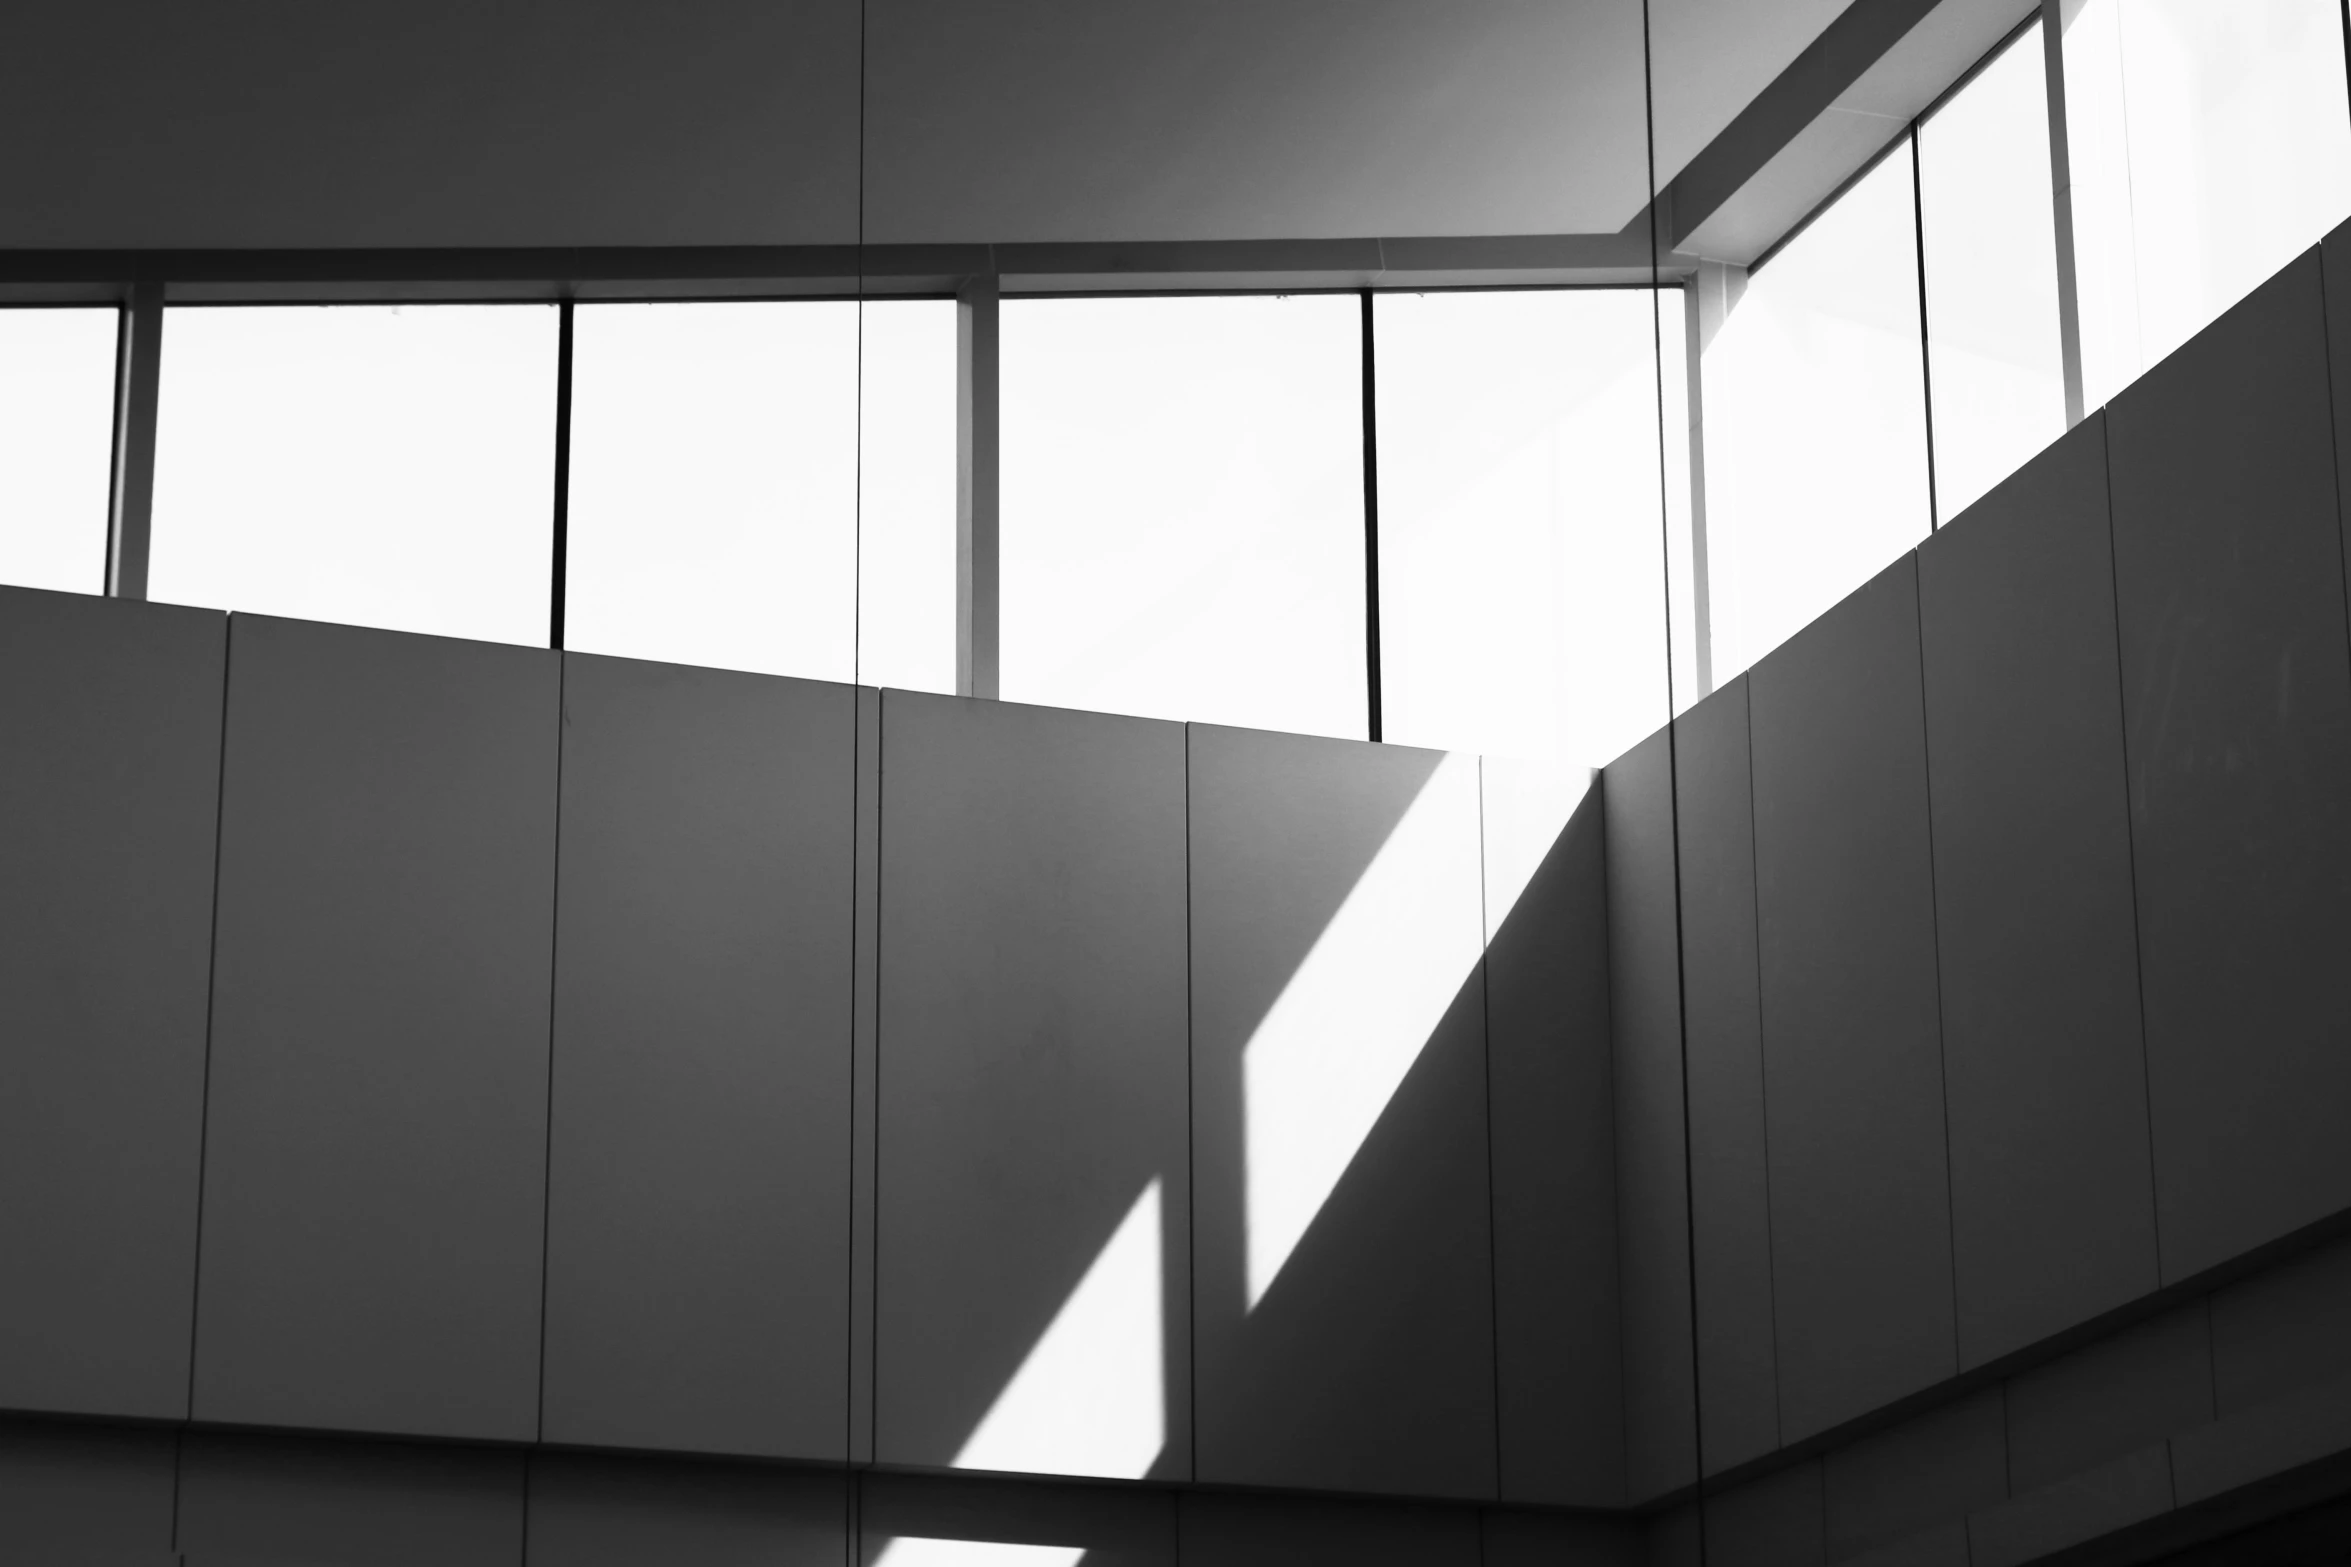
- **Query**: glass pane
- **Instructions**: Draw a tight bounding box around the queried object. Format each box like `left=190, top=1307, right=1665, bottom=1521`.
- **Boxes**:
left=2064, top=0, right=2351, bottom=407
left=1374, top=288, right=1672, bottom=766
left=1000, top=294, right=1365, bottom=738
left=0, top=308, right=120, bottom=595
left=857, top=298, right=959, bottom=695
left=1920, top=23, right=2068, bottom=523
left=565, top=301, right=858, bottom=680
left=1698, top=146, right=1932, bottom=683
left=150, top=304, right=557, bottom=645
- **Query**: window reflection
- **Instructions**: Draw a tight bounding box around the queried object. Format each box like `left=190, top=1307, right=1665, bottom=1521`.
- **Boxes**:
left=1000, top=294, right=1366, bottom=739
left=0, top=308, right=121, bottom=596
left=150, top=304, right=558, bottom=645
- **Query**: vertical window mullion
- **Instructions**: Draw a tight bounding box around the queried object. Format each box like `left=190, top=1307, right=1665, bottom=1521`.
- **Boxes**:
left=106, top=281, right=165, bottom=600
left=1361, top=288, right=1383, bottom=744
left=549, top=297, right=575, bottom=651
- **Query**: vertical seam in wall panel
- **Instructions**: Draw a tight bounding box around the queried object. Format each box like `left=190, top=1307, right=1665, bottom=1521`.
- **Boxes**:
left=2202, top=1296, right=2218, bottom=1422
left=518, top=1447, right=535, bottom=1565
left=855, top=690, right=874, bottom=1475
left=1591, top=792, right=1626, bottom=1510
left=2097, top=410, right=2163, bottom=1287
left=182, top=613, right=235, bottom=1422
left=535, top=653, right=566, bottom=1441
left=1742, top=678, right=1783, bottom=1455
left=1476, top=756, right=1503, bottom=1498
left=2320, top=254, right=2351, bottom=835
left=1598, top=769, right=1637, bottom=1503
left=1640, top=0, right=1710, bottom=1530
left=869, top=694, right=887, bottom=1469
left=846, top=1464, right=860, bottom=1567
left=1819, top=1455, right=1829, bottom=1557
left=1184, top=723, right=1199, bottom=1485
left=169, top=1424, right=185, bottom=1554
left=2000, top=1380, right=2014, bottom=1501
left=1910, top=552, right=1963, bottom=1373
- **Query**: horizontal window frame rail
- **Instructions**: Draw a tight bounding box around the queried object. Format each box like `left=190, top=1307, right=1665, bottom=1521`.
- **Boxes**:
left=0, top=226, right=1674, bottom=307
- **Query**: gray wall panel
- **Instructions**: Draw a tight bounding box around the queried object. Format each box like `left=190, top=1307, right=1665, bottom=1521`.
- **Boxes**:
left=1749, top=557, right=1956, bottom=1442
left=1672, top=678, right=1781, bottom=1474
left=1177, top=1492, right=1479, bottom=1567
left=178, top=1432, right=525, bottom=1567
left=1604, top=726, right=1695, bottom=1501
left=850, top=684, right=881, bottom=1465
left=875, top=693, right=1190, bottom=1478
left=1916, top=415, right=2159, bottom=1367
left=1822, top=1390, right=2005, bottom=1561
left=2107, top=253, right=2351, bottom=1282
left=0, top=0, right=858, bottom=248
left=862, top=1472, right=1174, bottom=1567
left=0, top=589, right=222, bottom=1420
left=2006, top=1304, right=2212, bottom=1493
left=192, top=615, right=558, bottom=1441
left=2209, top=1233, right=2351, bottom=1416
left=1703, top=1458, right=1824, bottom=1567
left=1482, top=760, right=1623, bottom=1506
left=0, top=1419, right=177, bottom=1565
left=1480, top=1509, right=1642, bottom=1567
left=540, top=655, right=855, bottom=1459
left=528, top=1453, right=845, bottom=1567
left=1190, top=725, right=1495, bottom=1500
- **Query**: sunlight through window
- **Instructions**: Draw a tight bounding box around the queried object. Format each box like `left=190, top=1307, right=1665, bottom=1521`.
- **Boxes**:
left=1479, top=757, right=1596, bottom=942
left=951, top=1178, right=1163, bottom=1480
left=1243, top=753, right=1483, bottom=1307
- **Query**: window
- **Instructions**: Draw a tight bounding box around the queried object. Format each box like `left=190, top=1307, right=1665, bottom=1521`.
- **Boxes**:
left=2062, top=0, right=2351, bottom=407
left=564, top=298, right=956, bottom=687
left=1374, top=288, right=1674, bottom=765
left=149, top=304, right=558, bottom=645
left=1000, top=294, right=1366, bottom=739
left=565, top=301, right=860, bottom=680
left=854, top=299, right=960, bottom=695
left=1699, top=146, right=1933, bottom=682
left=1920, top=22, right=2068, bottom=523
left=0, top=308, right=120, bottom=595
